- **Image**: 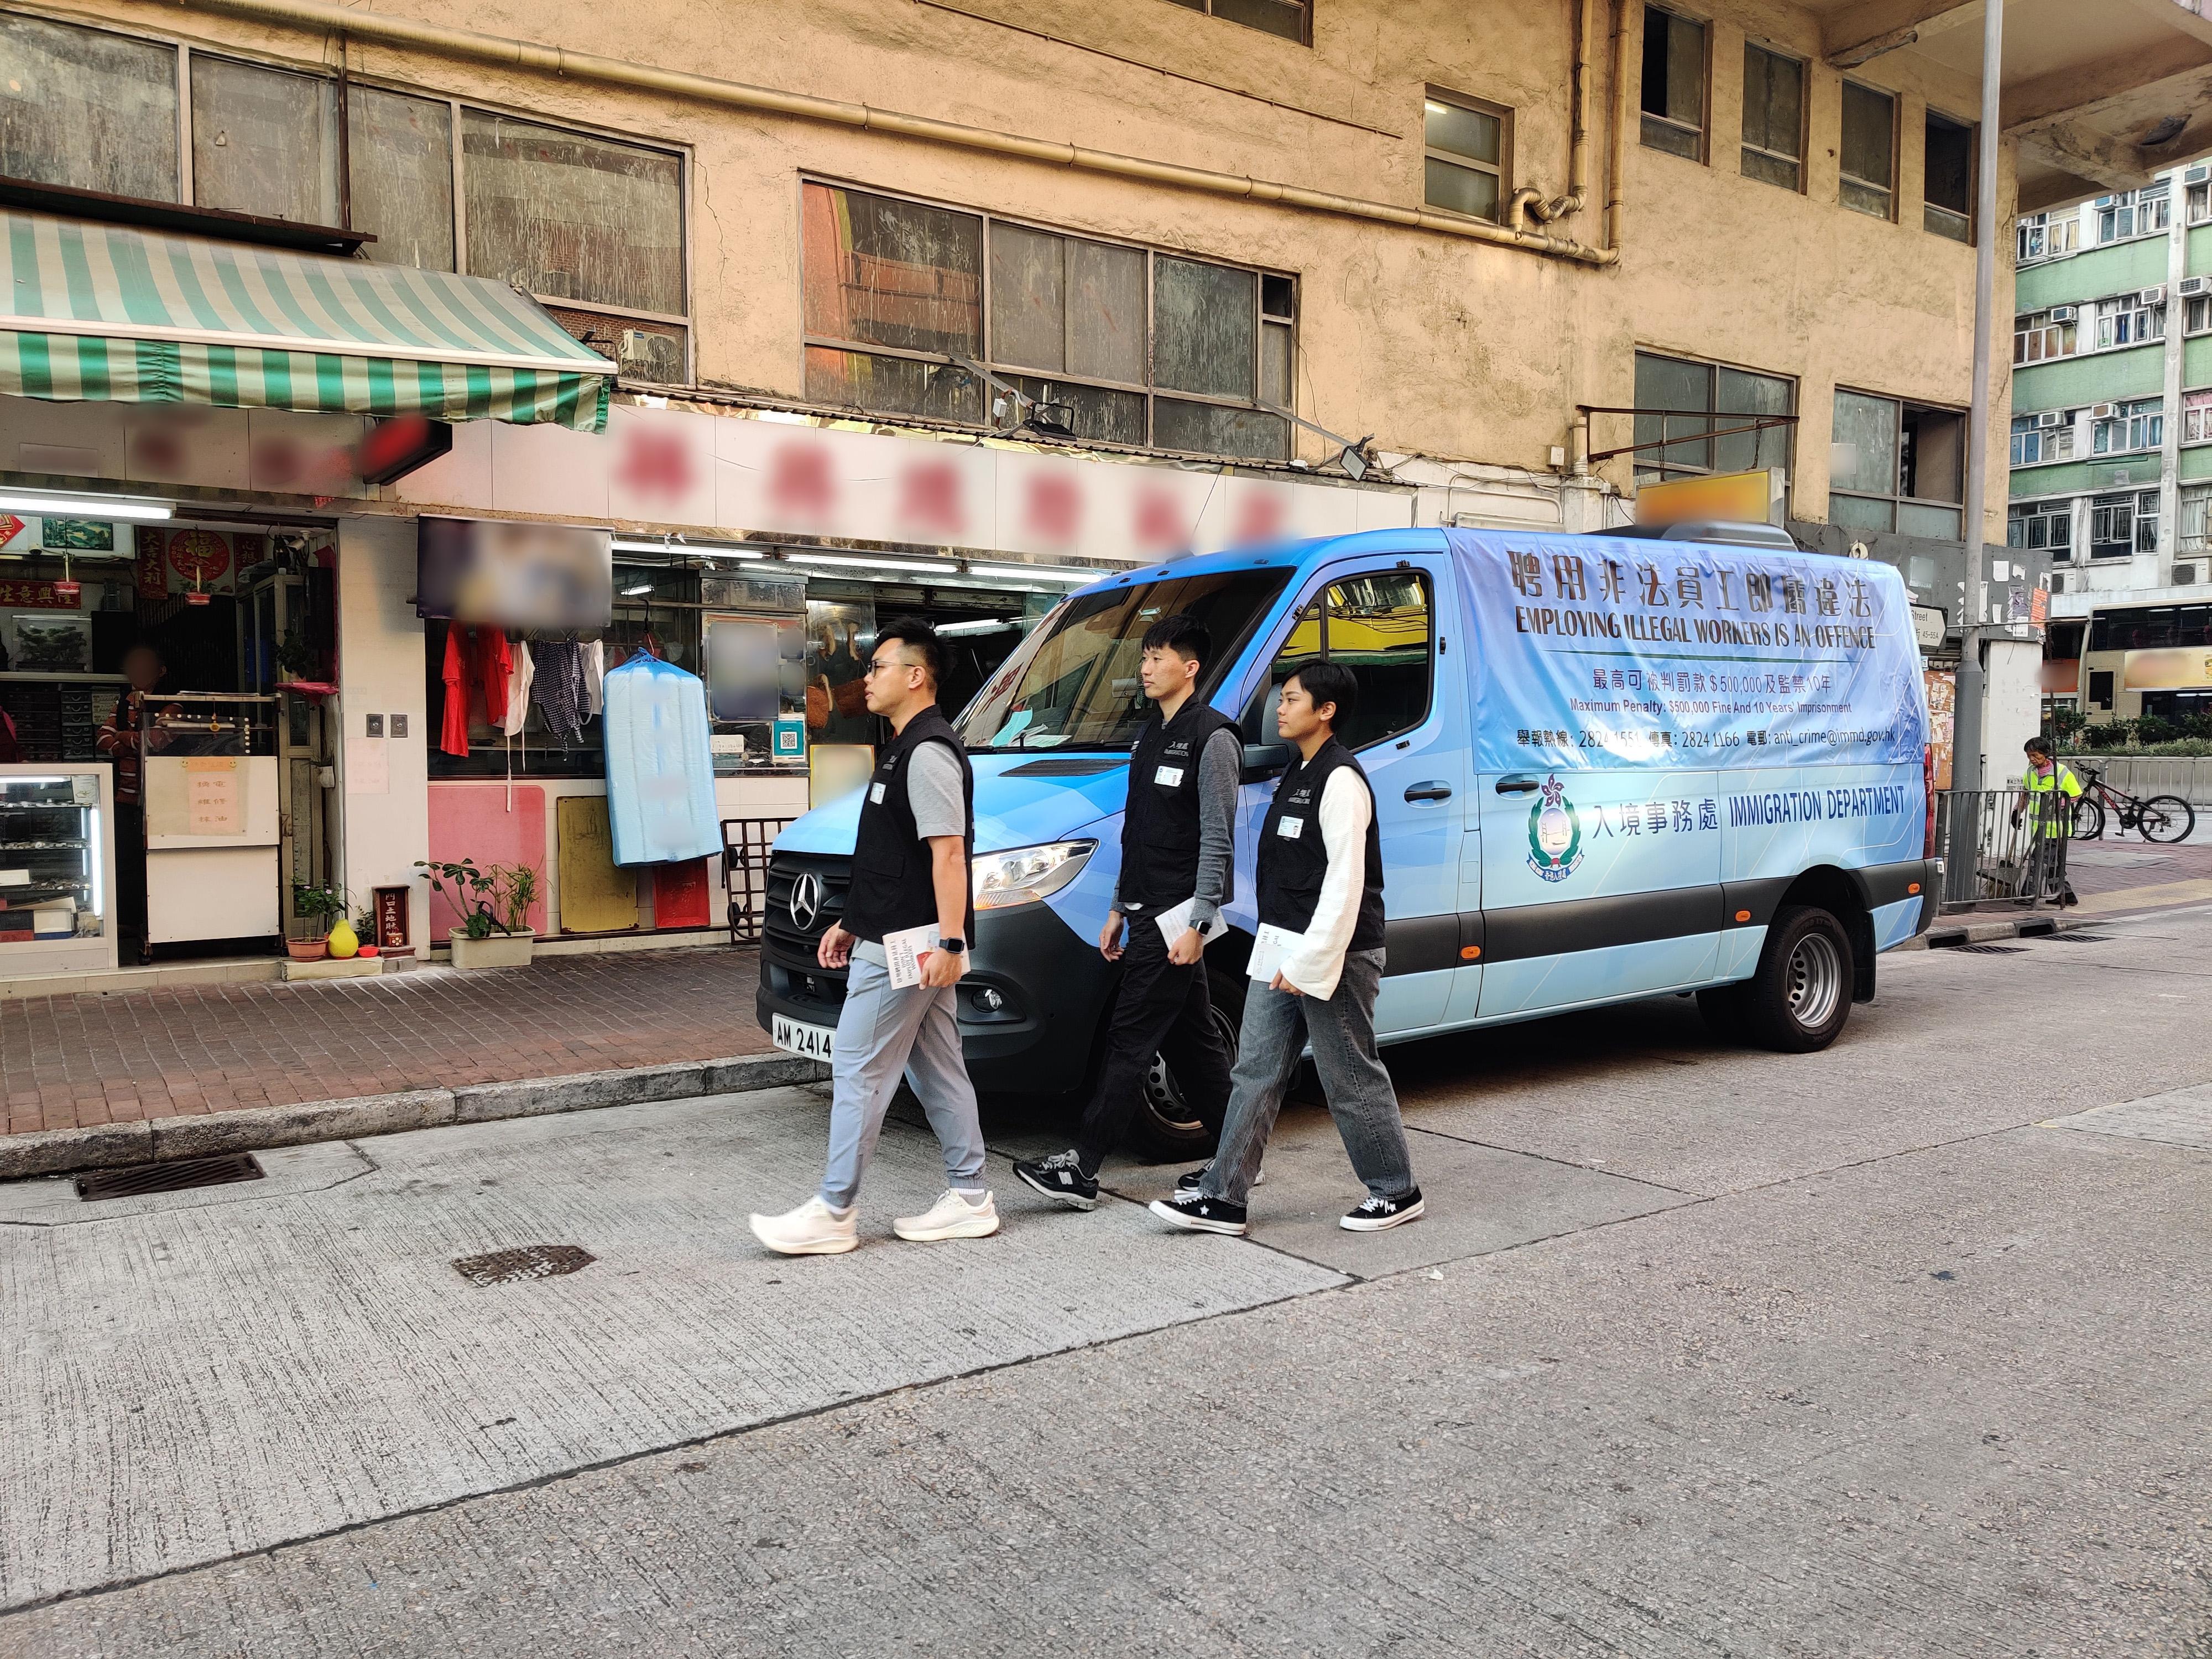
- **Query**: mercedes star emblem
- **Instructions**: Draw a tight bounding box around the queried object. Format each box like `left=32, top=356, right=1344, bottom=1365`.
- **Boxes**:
left=789, top=872, right=823, bottom=930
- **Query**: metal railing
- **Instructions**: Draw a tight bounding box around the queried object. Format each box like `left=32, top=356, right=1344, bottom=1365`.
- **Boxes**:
left=721, top=816, right=795, bottom=945
left=2058, top=754, right=2212, bottom=806
left=1934, top=789, right=2072, bottom=911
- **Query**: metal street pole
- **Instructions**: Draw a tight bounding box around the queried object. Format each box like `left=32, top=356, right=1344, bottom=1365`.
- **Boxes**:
left=1953, top=0, right=2005, bottom=799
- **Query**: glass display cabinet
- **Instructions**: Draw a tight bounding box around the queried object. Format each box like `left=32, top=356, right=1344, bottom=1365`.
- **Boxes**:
left=0, top=764, right=118, bottom=974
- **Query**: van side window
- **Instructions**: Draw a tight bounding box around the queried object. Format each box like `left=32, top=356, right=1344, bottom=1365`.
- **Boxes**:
left=1240, top=571, right=1432, bottom=752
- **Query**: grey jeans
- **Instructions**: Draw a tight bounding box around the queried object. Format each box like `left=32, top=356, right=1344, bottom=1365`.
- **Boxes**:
left=1202, top=947, right=1416, bottom=1206
left=820, top=956, right=988, bottom=1209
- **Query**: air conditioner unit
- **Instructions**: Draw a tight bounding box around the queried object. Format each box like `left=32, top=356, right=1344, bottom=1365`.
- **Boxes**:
left=2141, top=285, right=2167, bottom=305
left=2176, top=562, right=2204, bottom=586
left=2090, top=403, right=2120, bottom=420
left=2049, top=571, right=2066, bottom=594
left=616, top=328, right=685, bottom=385
left=2190, top=164, right=2210, bottom=185
left=2183, top=276, right=2211, bottom=299
left=2049, top=304, right=2078, bottom=323
left=2036, top=410, right=2063, bottom=427
left=2095, top=195, right=2120, bottom=208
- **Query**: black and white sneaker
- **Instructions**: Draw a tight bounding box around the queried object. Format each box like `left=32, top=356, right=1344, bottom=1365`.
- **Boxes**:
left=1013, top=1150, right=1099, bottom=1211
left=1174, top=1162, right=1264, bottom=1193
left=1149, top=1191, right=1249, bottom=1235
left=1340, top=1189, right=1425, bottom=1232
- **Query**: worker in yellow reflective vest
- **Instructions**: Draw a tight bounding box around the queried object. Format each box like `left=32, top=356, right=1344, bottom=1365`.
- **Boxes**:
left=2012, top=735, right=2082, bottom=906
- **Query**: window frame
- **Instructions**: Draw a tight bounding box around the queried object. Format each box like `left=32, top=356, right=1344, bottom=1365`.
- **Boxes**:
left=1922, top=107, right=1974, bottom=243
left=2180, top=483, right=2211, bottom=552
left=1738, top=39, right=1804, bottom=192
left=1160, top=0, right=1312, bottom=47
left=1238, top=563, right=1438, bottom=755
left=2088, top=492, right=2147, bottom=560
left=1639, top=5, right=1710, bottom=164
left=1838, top=79, right=1897, bottom=221
left=2185, top=389, right=2212, bottom=445
left=1828, top=387, right=1968, bottom=538
left=2090, top=398, right=2163, bottom=456
left=798, top=175, right=1300, bottom=463
left=2093, top=293, right=2167, bottom=351
left=1630, top=348, right=1797, bottom=486
left=2007, top=498, right=2074, bottom=554
left=1421, top=86, right=1513, bottom=224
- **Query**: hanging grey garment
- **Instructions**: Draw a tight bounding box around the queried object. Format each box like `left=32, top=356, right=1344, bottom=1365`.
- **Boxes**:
left=529, top=639, right=589, bottom=743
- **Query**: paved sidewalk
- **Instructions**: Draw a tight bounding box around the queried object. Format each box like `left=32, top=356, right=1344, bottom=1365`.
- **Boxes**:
left=2, top=950, right=773, bottom=1139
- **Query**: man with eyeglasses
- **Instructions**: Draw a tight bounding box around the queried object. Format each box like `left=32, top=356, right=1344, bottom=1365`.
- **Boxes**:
left=750, top=618, right=998, bottom=1255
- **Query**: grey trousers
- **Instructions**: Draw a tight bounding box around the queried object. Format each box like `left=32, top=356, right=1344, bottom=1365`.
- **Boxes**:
left=1202, top=947, right=1416, bottom=1207
left=820, top=955, right=988, bottom=1209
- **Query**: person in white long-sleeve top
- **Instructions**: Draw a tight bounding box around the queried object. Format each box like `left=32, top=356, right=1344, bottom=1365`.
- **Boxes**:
left=1151, top=659, right=1423, bottom=1238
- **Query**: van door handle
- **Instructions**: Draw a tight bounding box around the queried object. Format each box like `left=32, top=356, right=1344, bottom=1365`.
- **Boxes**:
left=1403, top=781, right=1453, bottom=802
left=1495, top=776, right=1541, bottom=796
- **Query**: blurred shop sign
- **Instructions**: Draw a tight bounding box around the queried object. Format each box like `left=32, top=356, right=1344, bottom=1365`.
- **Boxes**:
left=415, top=518, right=613, bottom=629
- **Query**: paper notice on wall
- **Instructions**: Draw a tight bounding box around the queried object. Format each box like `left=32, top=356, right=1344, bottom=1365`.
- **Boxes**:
left=1246, top=922, right=1302, bottom=983
left=183, top=757, right=243, bottom=837
left=883, top=923, right=937, bottom=990
left=1153, top=895, right=1229, bottom=949
left=344, top=735, right=390, bottom=796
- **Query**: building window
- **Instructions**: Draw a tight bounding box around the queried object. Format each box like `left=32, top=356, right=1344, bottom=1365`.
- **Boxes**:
left=1161, top=0, right=1310, bottom=45
left=2180, top=484, right=2212, bottom=552
left=348, top=88, right=455, bottom=273
left=2095, top=294, right=2167, bottom=349
left=2190, top=180, right=2211, bottom=224
left=1631, top=351, right=1793, bottom=484
left=801, top=181, right=1295, bottom=461
left=2008, top=500, right=2073, bottom=553
left=190, top=54, right=340, bottom=226
left=1739, top=44, right=1803, bottom=190
left=1839, top=82, right=1895, bottom=220
left=2091, top=398, right=2162, bottom=455
left=2012, top=309, right=2078, bottom=364
left=2097, top=185, right=2170, bottom=244
left=2011, top=414, right=2080, bottom=467
left=1923, top=111, right=1972, bottom=241
left=1640, top=7, right=1707, bottom=161
left=2016, top=210, right=2079, bottom=263
left=2089, top=491, right=2156, bottom=559
left=0, top=12, right=178, bottom=202
left=1423, top=90, right=1510, bottom=223
left=1830, top=389, right=1964, bottom=539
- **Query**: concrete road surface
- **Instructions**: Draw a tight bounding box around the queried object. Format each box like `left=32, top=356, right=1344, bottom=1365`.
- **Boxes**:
left=4, top=908, right=2211, bottom=1657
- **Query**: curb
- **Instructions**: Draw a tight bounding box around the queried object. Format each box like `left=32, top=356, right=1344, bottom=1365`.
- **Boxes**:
left=1902, top=913, right=2068, bottom=951
left=0, top=1051, right=829, bottom=1182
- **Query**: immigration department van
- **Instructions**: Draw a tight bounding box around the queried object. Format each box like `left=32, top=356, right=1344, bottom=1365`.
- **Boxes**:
left=758, top=528, right=1933, bottom=1156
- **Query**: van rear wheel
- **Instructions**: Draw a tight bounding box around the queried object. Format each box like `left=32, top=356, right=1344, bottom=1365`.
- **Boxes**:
left=1741, top=905, right=1854, bottom=1053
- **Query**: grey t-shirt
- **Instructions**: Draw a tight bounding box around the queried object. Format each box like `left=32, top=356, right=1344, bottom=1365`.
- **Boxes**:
left=852, top=739, right=966, bottom=966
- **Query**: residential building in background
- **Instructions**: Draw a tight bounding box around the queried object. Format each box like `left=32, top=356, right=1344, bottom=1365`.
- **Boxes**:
left=2016, top=164, right=2212, bottom=728
left=0, top=0, right=2201, bottom=987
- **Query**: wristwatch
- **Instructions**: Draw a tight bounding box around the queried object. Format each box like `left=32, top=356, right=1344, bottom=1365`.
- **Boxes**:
left=937, top=936, right=966, bottom=954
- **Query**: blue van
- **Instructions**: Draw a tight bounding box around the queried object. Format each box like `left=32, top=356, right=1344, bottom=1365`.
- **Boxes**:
left=758, top=527, right=1934, bottom=1156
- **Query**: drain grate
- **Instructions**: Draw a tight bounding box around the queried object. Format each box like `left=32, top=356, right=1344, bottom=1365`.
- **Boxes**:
left=451, top=1243, right=597, bottom=1286
left=2046, top=932, right=2113, bottom=943
left=76, top=1152, right=264, bottom=1203
left=1949, top=944, right=2026, bottom=955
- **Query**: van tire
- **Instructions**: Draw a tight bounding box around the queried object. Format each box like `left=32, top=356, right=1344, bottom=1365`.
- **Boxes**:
left=1128, top=997, right=1241, bottom=1162
left=1741, top=905, right=1854, bottom=1053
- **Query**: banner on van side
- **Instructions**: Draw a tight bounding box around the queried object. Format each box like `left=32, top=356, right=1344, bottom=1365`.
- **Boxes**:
left=1448, top=531, right=1927, bottom=773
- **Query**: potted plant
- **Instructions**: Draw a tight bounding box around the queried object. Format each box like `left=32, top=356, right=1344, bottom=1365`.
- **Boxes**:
left=418, top=857, right=541, bottom=969
left=289, top=881, right=348, bottom=961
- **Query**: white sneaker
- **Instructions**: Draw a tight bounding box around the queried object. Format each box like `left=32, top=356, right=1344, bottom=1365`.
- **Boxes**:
left=893, top=1189, right=1001, bottom=1242
left=749, top=1196, right=858, bottom=1256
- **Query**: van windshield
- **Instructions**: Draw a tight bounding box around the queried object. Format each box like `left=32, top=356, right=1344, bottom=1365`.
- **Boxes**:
left=956, top=568, right=1290, bottom=752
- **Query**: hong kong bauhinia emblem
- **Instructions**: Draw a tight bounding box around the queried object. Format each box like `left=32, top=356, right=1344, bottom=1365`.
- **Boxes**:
left=1526, top=774, right=1584, bottom=883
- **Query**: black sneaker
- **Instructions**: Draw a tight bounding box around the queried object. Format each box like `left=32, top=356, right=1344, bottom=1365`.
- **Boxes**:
left=1149, top=1191, right=1248, bottom=1235
left=1013, top=1151, right=1098, bottom=1211
left=1340, top=1189, right=1424, bottom=1232
left=1175, top=1163, right=1264, bottom=1193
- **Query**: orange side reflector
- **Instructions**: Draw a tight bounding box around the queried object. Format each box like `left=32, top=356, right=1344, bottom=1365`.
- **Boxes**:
left=1907, top=882, right=1921, bottom=895
left=1734, top=909, right=1752, bottom=922
left=1459, top=945, right=1481, bottom=960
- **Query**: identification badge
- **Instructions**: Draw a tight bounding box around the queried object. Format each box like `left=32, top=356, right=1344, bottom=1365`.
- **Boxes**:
left=869, top=781, right=886, bottom=804
left=1154, top=765, right=1184, bottom=787
left=1276, top=816, right=1303, bottom=839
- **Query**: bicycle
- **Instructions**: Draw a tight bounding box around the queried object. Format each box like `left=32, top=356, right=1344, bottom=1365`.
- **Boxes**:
left=2067, top=763, right=2197, bottom=843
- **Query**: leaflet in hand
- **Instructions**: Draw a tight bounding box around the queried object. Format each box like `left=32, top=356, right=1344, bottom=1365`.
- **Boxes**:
left=1245, top=922, right=1301, bottom=983
left=1152, top=896, right=1229, bottom=949
left=883, top=924, right=938, bottom=989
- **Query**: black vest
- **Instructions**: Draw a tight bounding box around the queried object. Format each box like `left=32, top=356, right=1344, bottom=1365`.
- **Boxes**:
left=842, top=706, right=975, bottom=945
left=1120, top=698, right=1239, bottom=912
left=1256, top=738, right=1385, bottom=953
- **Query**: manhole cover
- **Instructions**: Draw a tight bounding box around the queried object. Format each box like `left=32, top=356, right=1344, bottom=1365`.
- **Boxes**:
left=2046, top=932, right=2112, bottom=942
left=1950, top=944, right=2026, bottom=955
left=77, top=1152, right=264, bottom=1203
left=451, top=1244, right=596, bottom=1285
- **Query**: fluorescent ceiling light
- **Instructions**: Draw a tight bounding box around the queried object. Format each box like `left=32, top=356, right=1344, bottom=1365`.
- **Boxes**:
left=785, top=552, right=958, bottom=575
left=0, top=492, right=171, bottom=521
left=964, top=562, right=1102, bottom=582
left=612, top=538, right=763, bottom=559
left=621, top=583, right=654, bottom=596
left=937, top=618, right=1020, bottom=637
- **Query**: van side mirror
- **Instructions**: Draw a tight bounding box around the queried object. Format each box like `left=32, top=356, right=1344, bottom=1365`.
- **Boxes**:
left=1240, top=742, right=1291, bottom=782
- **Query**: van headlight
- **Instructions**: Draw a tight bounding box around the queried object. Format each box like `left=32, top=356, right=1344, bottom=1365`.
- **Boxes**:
left=972, top=839, right=1096, bottom=911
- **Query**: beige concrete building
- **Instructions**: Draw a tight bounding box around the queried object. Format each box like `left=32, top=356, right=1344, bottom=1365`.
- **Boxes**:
left=0, top=0, right=2203, bottom=981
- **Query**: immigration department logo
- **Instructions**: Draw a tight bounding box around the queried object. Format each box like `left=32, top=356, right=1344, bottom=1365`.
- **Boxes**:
left=1526, top=774, right=1584, bottom=884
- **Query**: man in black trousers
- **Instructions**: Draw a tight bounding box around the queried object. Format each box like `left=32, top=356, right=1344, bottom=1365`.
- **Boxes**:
left=1013, top=614, right=1240, bottom=1208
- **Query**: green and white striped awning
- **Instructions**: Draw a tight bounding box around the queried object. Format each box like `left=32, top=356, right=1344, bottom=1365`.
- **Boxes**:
left=0, top=210, right=614, bottom=432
